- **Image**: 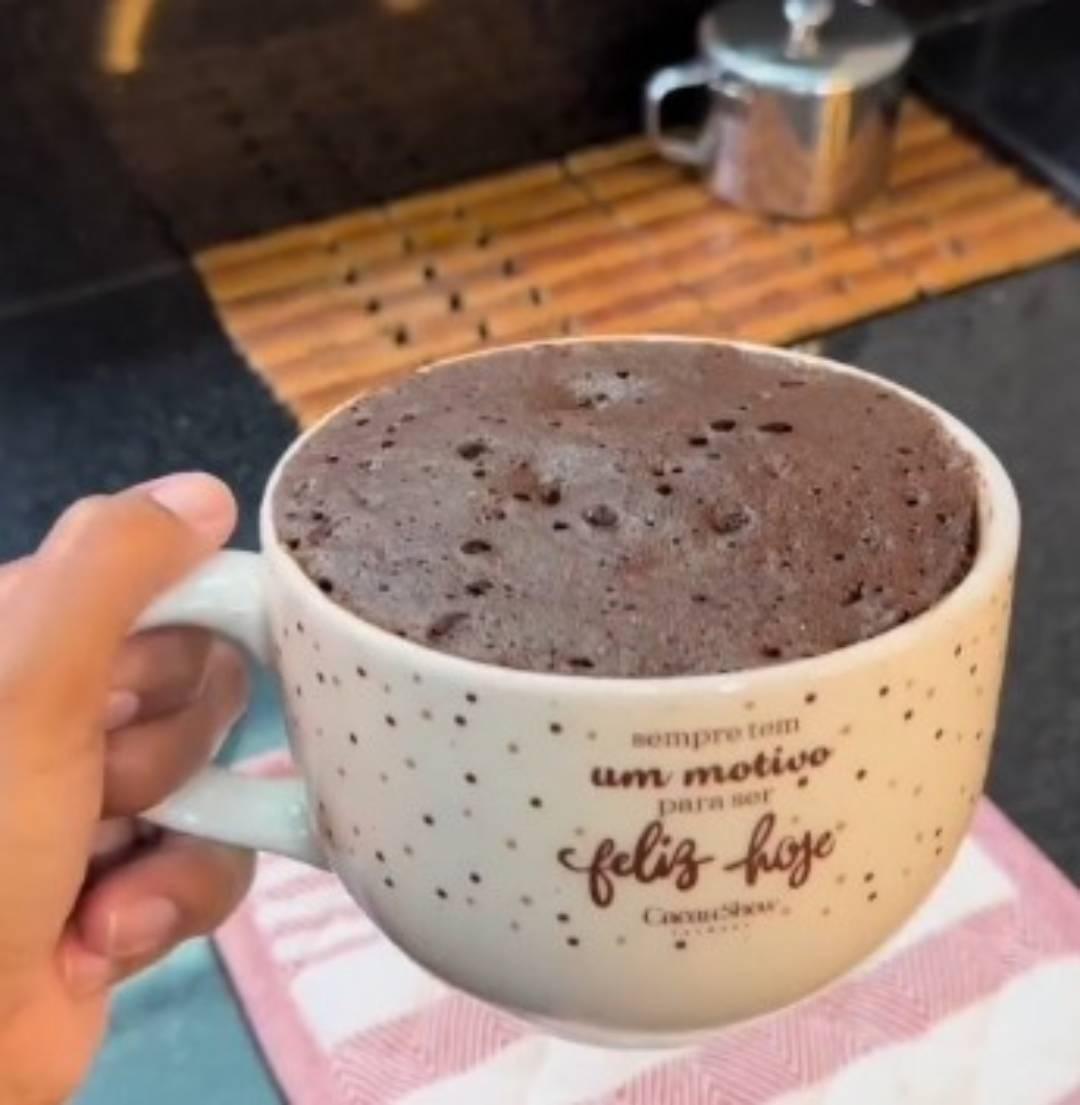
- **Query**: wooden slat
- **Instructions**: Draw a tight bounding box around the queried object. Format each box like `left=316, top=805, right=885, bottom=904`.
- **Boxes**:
left=386, top=162, right=564, bottom=223
left=610, top=183, right=714, bottom=227
left=906, top=208, right=1080, bottom=294
left=578, top=160, right=689, bottom=203
left=198, top=209, right=390, bottom=274
left=888, top=133, right=984, bottom=188
left=564, top=136, right=655, bottom=175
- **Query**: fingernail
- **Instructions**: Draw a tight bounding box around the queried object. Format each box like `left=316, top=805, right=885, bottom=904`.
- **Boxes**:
left=144, top=472, right=233, bottom=542
left=63, top=947, right=115, bottom=1000
left=106, top=897, right=181, bottom=960
left=104, top=688, right=140, bottom=731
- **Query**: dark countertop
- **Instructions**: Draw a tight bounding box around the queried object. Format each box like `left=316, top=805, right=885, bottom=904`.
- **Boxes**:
left=1, top=257, right=1078, bottom=881
left=0, top=271, right=293, bottom=552
left=915, top=0, right=1080, bottom=206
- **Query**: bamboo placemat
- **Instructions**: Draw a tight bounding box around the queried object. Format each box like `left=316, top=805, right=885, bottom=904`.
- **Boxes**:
left=196, top=100, right=1080, bottom=426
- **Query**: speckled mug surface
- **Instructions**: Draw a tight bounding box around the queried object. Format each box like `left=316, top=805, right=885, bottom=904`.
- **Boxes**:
left=145, top=339, right=1019, bottom=1046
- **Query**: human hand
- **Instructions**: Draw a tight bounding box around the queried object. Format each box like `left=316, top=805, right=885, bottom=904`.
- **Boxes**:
left=0, top=474, right=255, bottom=1105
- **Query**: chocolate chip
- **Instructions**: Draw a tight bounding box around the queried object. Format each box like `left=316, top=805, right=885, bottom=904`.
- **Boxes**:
left=428, top=611, right=469, bottom=639
left=710, top=506, right=752, bottom=536
left=457, top=440, right=488, bottom=461
left=583, top=504, right=618, bottom=528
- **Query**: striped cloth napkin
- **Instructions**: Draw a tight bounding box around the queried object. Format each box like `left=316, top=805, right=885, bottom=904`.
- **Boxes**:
left=215, top=753, right=1080, bottom=1105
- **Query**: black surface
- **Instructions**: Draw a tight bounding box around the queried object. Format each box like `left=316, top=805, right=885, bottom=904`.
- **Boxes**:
left=824, top=257, right=1080, bottom=879
left=891, top=0, right=1046, bottom=33
left=0, top=65, right=179, bottom=317
left=1, top=256, right=1077, bottom=880
left=0, top=270, right=295, bottom=554
left=915, top=0, right=1080, bottom=206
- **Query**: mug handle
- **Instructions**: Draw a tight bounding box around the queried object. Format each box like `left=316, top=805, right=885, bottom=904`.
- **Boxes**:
left=644, top=59, right=717, bottom=167
left=644, top=61, right=748, bottom=168
left=135, top=550, right=328, bottom=869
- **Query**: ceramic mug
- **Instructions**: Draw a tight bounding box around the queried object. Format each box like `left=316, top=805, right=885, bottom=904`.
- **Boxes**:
left=142, top=339, right=1019, bottom=1047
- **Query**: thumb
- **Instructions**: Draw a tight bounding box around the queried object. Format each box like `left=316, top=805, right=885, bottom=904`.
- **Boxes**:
left=0, top=474, right=235, bottom=967
left=3, top=473, right=236, bottom=727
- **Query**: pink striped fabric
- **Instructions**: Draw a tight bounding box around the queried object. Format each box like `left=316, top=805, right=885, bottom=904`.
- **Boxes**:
left=215, top=754, right=1080, bottom=1105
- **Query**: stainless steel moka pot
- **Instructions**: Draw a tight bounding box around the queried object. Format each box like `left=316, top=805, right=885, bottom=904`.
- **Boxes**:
left=645, top=0, right=913, bottom=218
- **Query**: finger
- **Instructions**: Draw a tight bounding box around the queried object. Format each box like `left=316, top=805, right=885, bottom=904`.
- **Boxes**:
left=103, top=627, right=216, bottom=734
left=0, top=474, right=236, bottom=957
left=75, top=834, right=255, bottom=976
left=89, top=819, right=139, bottom=870
left=111, top=627, right=215, bottom=722
left=88, top=819, right=160, bottom=880
left=104, top=641, right=249, bottom=816
left=0, top=472, right=234, bottom=775
left=104, top=689, right=141, bottom=731
left=2, top=473, right=236, bottom=727
left=0, top=555, right=28, bottom=603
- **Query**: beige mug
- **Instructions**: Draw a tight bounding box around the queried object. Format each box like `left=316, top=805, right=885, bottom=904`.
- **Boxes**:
left=140, top=339, right=1019, bottom=1047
